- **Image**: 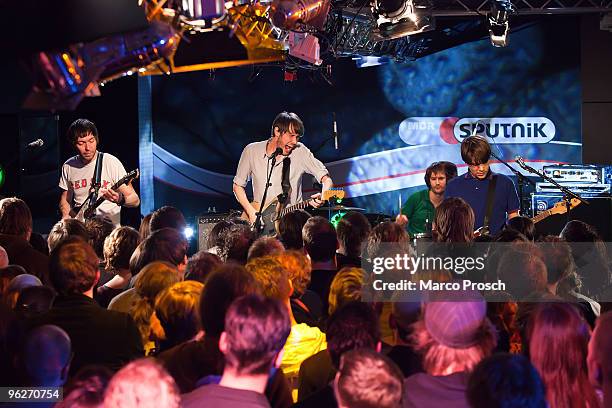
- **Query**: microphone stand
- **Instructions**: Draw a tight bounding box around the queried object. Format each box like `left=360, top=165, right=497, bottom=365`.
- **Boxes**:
left=253, top=153, right=278, bottom=235
left=516, top=157, right=589, bottom=224
left=489, top=151, right=535, bottom=216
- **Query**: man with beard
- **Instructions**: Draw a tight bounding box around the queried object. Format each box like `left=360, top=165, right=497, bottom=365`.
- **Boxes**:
left=396, top=161, right=457, bottom=237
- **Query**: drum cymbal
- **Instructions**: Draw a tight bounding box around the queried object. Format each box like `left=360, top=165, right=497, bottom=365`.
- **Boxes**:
left=316, top=205, right=365, bottom=211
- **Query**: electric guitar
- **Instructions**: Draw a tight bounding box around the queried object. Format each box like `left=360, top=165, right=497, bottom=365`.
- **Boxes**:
left=71, top=169, right=140, bottom=222
left=473, top=198, right=581, bottom=238
left=242, top=188, right=345, bottom=236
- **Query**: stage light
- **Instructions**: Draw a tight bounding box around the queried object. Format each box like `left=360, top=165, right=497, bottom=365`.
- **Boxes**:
left=488, top=0, right=515, bottom=47
left=371, top=0, right=434, bottom=42
left=184, top=226, right=194, bottom=239
left=271, top=0, right=331, bottom=30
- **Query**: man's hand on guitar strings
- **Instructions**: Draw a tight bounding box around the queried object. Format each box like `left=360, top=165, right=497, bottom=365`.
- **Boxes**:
left=101, top=188, right=124, bottom=205
left=310, top=192, right=324, bottom=208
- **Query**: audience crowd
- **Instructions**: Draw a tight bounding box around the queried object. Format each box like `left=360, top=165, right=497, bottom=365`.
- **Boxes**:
left=0, top=195, right=611, bottom=408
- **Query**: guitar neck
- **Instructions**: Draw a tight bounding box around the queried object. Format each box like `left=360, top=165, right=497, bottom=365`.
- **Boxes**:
left=279, top=200, right=310, bottom=218
left=531, top=209, right=552, bottom=224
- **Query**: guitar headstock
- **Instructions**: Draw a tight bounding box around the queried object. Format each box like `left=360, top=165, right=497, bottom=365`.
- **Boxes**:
left=120, top=169, right=140, bottom=186
left=549, top=198, right=581, bottom=215
left=322, top=188, right=345, bottom=201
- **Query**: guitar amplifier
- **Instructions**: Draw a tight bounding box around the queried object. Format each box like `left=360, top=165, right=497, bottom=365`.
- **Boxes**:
left=542, top=164, right=602, bottom=183
left=197, top=213, right=230, bottom=251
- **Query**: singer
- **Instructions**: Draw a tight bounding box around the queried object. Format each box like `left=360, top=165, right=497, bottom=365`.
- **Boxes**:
left=444, top=136, right=520, bottom=235
left=232, top=111, right=333, bottom=224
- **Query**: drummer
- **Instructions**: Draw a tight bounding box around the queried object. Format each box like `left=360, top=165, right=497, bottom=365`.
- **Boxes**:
left=396, top=161, right=458, bottom=237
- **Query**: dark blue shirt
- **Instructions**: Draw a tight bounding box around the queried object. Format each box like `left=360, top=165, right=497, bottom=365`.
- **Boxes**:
left=444, top=170, right=520, bottom=235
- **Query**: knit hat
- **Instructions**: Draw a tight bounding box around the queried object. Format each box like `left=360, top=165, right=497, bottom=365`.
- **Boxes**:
left=423, top=289, right=487, bottom=349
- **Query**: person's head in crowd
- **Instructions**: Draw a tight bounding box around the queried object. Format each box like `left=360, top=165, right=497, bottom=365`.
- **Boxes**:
left=537, top=236, right=575, bottom=296
left=184, top=251, right=221, bottom=284
left=200, top=264, right=260, bottom=339
left=494, top=229, right=529, bottom=243
left=366, top=221, right=410, bottom=259
left=85, top=216, right=115, bottom=260
left=139, top=213, right=153, bottom=241
left=0, top=197, right=32, bottom=241
left=328, top=267, right=365, bottom=316
left=154, top=280, right=204, bottom=351
left=246, top=256, right=291, bottom=303
left=497, top=242, right=548, bottom=300
left=560, top=219, right=611, bottom=298
left=15, top=285, right=55, bottom=317
left=336, top=211, right=371, bottom=259
left=48, top=218, right=90, bottom=253
left=461, top=136, right=491, bottom=179
left=302, top=216, right=338, bottom=264
left=278, top=209, right=311, bottom=250
left=149, top=206, right=187, bottom=233
left=220, top=295, right=290, bottom=386
left=505, top=216, right=536, bottom=241
left=206, top=219, right=233, bottom=253
left=22, top=325, right=71, bottom=387
left=0, top=245, right=8, bottom=268
left=103, top=358, right=180, bottom=408
left=326, top=301, right=381, bottom=369
left=130, top=228, right=188, bottom=278
left=29, top=232, right=49, bottom=256
left=50, top=238, right=99, bottom=296
left=58, top=365, right=113, bottom=408
left=130, top=261, right=182, bottom=347
left=219, top=223, right=256, bottom=265
left=527, top=302, right=599, bottom=408
left=389, top=295, right=422, bottom=346
left=5, top=273, right=42, bottom=308
left=411, top=290, right=497, bottom=376
left=104, top=226, right=140, bottom=273
left=276, top=250, right=311, bottom=298
left=588, top=311, right=612, bottom=407
left=467, top=353, right=546, bottom=408
left=247, top=236, right=285, bottom=262
left=0, top=197, right=32, bottom=240
left=434, top=197, right=475, bottom=243
left=0, top=264, right=26, bottom=303
left=335, top=349, right=403, bottom=408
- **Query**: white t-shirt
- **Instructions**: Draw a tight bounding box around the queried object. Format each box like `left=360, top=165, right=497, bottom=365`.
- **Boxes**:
left=59, top=152, right=127, bottom=225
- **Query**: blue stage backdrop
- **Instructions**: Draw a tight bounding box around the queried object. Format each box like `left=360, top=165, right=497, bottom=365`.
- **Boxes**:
left=145, top=17, right=581, bottom=221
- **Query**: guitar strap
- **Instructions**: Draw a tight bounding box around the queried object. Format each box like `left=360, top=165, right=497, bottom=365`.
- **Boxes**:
left=482, top=174, right=497, bottom=233
left=279, top=157, right=291, bottom=204
left=89, top=152, right=104, bottom=209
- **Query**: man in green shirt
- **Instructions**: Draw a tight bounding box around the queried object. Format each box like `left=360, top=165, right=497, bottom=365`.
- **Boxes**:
left=396, top=161, right=457, bottom=237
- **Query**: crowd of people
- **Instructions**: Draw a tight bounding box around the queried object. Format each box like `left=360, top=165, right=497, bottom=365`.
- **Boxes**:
left=0, top=194, right=611, bottom=408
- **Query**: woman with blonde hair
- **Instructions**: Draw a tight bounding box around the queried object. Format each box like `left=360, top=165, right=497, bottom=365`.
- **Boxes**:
left=328, top=267, right=365, bottom=316
left=153, top=280, right=204, bottom=354
left=128, top=261, right=181, bottom=354
left=527, top=302, right=600, bottom=408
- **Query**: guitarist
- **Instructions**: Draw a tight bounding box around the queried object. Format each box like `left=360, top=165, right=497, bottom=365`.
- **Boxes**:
left=58, top=119, right=140, bottom=226
left=444, top=136, right=519, bottom=236
left=232, top=112, right=333, bottom=224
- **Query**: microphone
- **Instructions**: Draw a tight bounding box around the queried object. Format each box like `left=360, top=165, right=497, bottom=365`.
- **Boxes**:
left=26, top=139, right=44, bottom=148
left=272, top=147, right=283, bottom=157
left=515, top=156, right=527, bottom=169
left=333, top=112, right=338, bottom=150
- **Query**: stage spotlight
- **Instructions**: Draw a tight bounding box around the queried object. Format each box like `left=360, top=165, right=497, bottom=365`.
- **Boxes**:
left=184, top=226, right=194, bottom=239
left=487, top=0, right=515, bottom=47
left=271, top=0, right=331, bottom=30
left=370, top=0, right=434, bottom=42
